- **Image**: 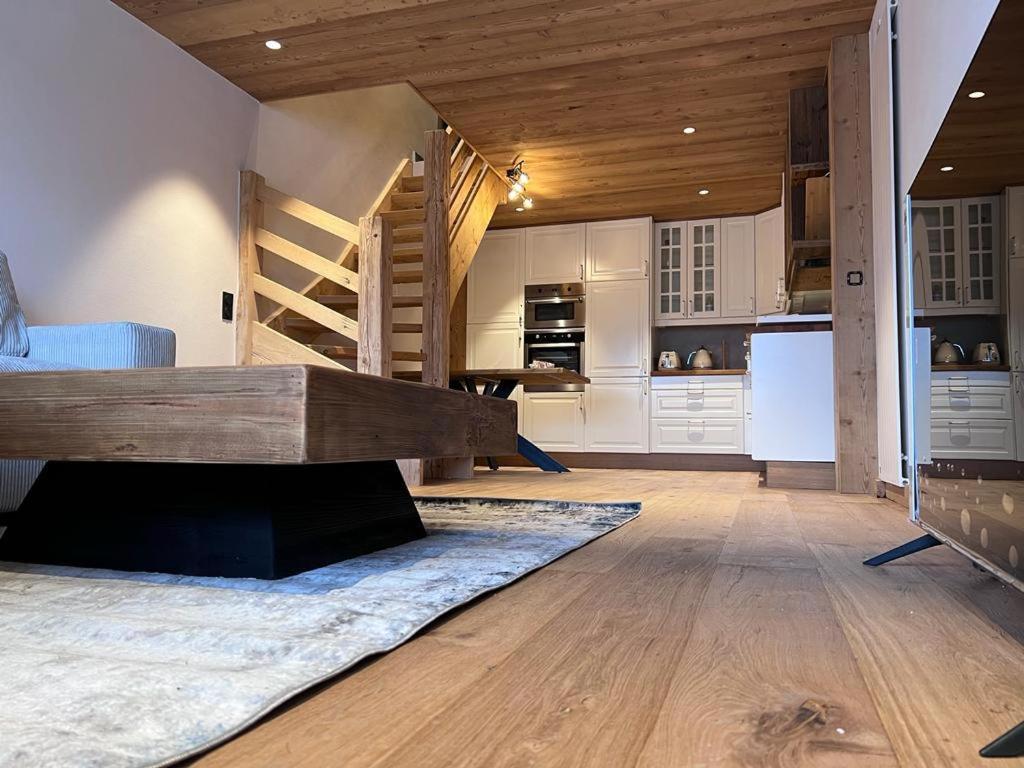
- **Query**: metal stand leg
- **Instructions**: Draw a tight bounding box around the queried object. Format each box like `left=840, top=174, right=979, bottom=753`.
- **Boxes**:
left=981, top=721, right=1024, bottom=758
left=517, top=435, right=570, bottom=473
left=863, top=534, right=942, bottom=566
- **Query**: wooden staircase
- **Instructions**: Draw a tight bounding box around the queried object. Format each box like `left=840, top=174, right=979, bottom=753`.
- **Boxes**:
left=236, top=127, right=509, bottom=385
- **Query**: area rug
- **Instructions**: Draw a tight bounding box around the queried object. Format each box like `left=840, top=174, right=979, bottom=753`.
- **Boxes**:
left=0, top=496, right=639, bottom=768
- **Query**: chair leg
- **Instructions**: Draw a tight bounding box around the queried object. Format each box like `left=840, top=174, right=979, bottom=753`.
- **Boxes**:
left=863, top=534, right=942, bottom=566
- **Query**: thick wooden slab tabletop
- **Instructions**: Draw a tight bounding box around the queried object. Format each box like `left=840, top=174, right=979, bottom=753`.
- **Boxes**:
left=451, top=368, right=590, bottom=386
left=0, top=365, right=516, bottom=464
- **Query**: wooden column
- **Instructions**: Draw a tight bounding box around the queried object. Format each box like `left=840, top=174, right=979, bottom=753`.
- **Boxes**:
left=422, top=129, right=452, bottom=389
left=829, top=33, right=878, bottom=494
left=236, top=171, right=264, bottom=365
left=357, top=215, right=393, bottom=378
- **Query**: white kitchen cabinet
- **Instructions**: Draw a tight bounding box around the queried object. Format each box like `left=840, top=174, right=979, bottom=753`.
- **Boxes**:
left=586, top=218, right=651, bottom=282
left=721, top=216, right=756, bottom=318
left=585, top=279, right=651, bottom=378
left=929, top=371, right=1015, bottom=460
left=912, top=197, right=1001, bottom=314
left=467, top=322, right=521, bottom=370
left=687, top=219, right=721, bottom=318
left=1006, top=186, right=1024, bottom=260
left=931, top=419, right=1015, bottom=460
left=584, top=378, right=649, bottom=452
left=654, top=222, right=687, bottom=320
left=522, top=391, right=585, bottom=452
left=755, top=206, right=785, bottom=315
left=524, top=224, right=585, bottom=284
left=649, top=375, right=745, bottom=454
left=467, top=229, right=524, bottom=325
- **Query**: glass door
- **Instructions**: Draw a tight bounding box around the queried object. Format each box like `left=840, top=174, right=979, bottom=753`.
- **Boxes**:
left=913, top=201, right=961, bottom=309
left=655, top=223, right=686, bottom=320
left=961, top=197, right=1000, bottom=309
left=687, top=219, right=720, bottom=318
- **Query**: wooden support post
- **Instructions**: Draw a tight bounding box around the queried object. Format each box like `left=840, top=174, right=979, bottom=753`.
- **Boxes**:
left=422, top=129, right=451, bottom=389
left=829, top=33, right=878, bottom=494
left=357, top=215, right=393, bottom=378
left=236, top=171, right=264, bottom=365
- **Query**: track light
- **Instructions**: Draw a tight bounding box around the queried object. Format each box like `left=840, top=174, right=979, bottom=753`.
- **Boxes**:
left=506, top=161, right=534, bottom=210
left=519, top=171, right=530, bottom=185
left=523, top=197, right=534, bottom=209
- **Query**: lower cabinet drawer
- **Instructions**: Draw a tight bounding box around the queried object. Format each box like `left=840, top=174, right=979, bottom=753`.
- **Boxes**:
left=930, top=419, right=1016, bottom=460
left=652, top=388, right=743, bottom=418
left=651, top=418, right=744, bottom=454
left=931, top=387, right=1013, bottom=419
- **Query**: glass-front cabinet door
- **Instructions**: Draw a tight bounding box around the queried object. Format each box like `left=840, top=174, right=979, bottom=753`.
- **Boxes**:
left=687, top=219, right=720, bottom=318
left=655, top=223, right=686, bottom=320
left=913, top=201, right=961, bottom=309
left=962, top=197, right=1000, bottom=309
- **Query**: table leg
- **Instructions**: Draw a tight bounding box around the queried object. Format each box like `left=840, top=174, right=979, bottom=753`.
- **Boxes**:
left=0, top=460, right=427, bottom=579
left=517, top=435, right=570, bottom=473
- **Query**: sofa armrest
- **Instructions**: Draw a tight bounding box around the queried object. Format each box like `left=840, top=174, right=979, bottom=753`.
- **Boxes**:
left=26, top=322, right=176, bottom=369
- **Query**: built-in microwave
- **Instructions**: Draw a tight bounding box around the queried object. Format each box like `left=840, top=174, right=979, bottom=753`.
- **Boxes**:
left=524, top=283, right=586, bottom=330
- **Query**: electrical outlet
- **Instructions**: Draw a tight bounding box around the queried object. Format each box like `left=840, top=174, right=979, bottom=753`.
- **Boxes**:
left=222, top=292, right=234, bottom=321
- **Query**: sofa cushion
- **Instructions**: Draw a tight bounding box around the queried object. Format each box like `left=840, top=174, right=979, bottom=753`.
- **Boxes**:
left=0, top=250, right=29, bottom=357
left=0, top=356, right=83, bottom=373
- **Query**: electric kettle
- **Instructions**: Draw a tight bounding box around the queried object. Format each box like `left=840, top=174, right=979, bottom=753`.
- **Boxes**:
left=973, top=342, right=1001, bottom=364
left=658, top=351, right=681, bottom=370
left=687, top=346, right=714, bottom=370
left=933, top=339, right=964, bottom=364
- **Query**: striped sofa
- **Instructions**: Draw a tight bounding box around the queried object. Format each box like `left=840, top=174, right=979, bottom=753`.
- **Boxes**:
left=0, top=250, right=176, bottom=511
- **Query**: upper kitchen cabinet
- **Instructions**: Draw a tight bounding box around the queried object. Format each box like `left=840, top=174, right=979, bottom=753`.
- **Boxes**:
left=687, top=219, right=721, bottom=319
left=467, top=228, right=524, bottom=325
left=585, top=218, right=651, bottom=282
left=912, top=196, right=1001, bottom=314
left=754, top=206, right=786, bottom=315
left=721, top=216, right=756, bottom=318
left=586, top=279, right=650, bottom=378
left=524, top=223, right=586, bottom=284
left=654, top=222, right=686, bottom=321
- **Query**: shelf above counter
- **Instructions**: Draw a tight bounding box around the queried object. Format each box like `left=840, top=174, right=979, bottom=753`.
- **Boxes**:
left=652, top=369, right=748, bottom=376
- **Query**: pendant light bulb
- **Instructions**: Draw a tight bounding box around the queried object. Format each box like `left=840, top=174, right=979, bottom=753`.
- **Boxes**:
left=511, top=181, right=524, bottom=195
left=519, top=171, right=530, bottom=185
left=508, top=187, right=521, bottom=201
left=523, top=197, right=534, bottom=209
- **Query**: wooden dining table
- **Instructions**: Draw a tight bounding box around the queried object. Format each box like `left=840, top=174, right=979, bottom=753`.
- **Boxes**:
left=449, top=367, right=590, bottom=472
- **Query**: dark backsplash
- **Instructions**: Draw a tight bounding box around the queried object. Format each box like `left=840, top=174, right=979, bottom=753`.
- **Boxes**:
left=654, top=325, right=756, bottom=370
left=914, top=314, right=1005, bottom=360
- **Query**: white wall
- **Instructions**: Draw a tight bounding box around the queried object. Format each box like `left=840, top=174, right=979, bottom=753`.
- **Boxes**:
left=0, top=0, right=259, bottom=366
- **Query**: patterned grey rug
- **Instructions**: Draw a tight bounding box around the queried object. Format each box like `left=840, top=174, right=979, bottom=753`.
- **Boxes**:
left=0, top=496, right=639, bottom=768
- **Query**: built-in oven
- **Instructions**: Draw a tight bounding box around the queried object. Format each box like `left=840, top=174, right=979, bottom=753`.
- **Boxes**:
left=524, top=329, right=585, bottom=392
left=524, top=283, right=586, bottom=330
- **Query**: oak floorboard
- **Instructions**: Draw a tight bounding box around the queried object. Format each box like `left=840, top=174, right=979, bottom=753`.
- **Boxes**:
left=719, top=496, right=819, bottom=570
left=639, top=563, right=897, bottom=767
left=363, top=536, right=723, bottom=768
left=811, top=541, right=1024, bottom=767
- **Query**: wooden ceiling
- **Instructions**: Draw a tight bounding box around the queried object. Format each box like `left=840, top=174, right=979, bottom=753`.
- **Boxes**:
left=115, top=0, right=874, bottom=227
left=912, top=0, right=1024, bottom=199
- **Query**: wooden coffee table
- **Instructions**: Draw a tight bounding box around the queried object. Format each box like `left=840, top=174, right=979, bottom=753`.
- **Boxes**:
left=0, top=365, right=516, bottom=578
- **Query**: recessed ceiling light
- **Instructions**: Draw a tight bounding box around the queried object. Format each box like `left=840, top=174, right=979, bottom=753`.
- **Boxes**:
left=515, top=206, right=525, bottom=212
left=968, top=90, right=986, bottom=99
left=682, top=126, right=696, bottom=134
left=698, top=188, right=710, bottom=196
left=940, top=165, right=954, bottom=172
left=265, top=40, right=283, bottom=50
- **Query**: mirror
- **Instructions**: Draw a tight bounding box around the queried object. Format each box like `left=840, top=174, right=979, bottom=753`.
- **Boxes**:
left=910, top=0, right=1024, bottom=586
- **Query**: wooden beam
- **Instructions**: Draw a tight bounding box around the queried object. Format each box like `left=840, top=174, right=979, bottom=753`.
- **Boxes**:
left=357, top=215, right=393, bottom=377
left=235, top=171, right=263, bottom=365
left=422, top=129, right=451, bottom=390
left=256, top=229, right=359, bottom=293
left=257, top=181, right=360, bottom=244
left=251, top=322, right=345, bottom=369
left=252, top=273, right=359, bottom=342
left=828, top=32, right=877, bottom=495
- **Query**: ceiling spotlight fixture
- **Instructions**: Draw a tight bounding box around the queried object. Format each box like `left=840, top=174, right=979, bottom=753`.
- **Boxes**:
left=265, top=40, right=283, bottom=50
left=968, top=90, right=986, bottom=99
left=682, top=126, right=696, bottom=134
left=698, top=188, right=710, bottom=196
left=940, top=165, right=954, bottom=172
left=506, top=160, right=534, bottom=210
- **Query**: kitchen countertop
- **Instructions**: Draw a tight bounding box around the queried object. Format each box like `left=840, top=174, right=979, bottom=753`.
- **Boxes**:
left=756, top=313, right=832, bottom=325
left=652, top=368, right=748, bottom=376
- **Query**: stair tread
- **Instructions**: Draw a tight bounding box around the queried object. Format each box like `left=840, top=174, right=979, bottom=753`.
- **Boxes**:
left=285, top=318, right=422, bottom=333
left=400, top=175, right=424, bottom=193
left=380, top=207, right=425, bottom=226
left=389, top=191, right=424, bottom=209
left=393, top=323, right=422, bottom=333
left=393, top=270, right=423, bottom=284
left=311, top=344, right=425, bottom=362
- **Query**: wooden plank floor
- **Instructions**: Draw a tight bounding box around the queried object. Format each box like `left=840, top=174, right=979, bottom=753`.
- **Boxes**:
left=192, top=469, right=1024, bottom=768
